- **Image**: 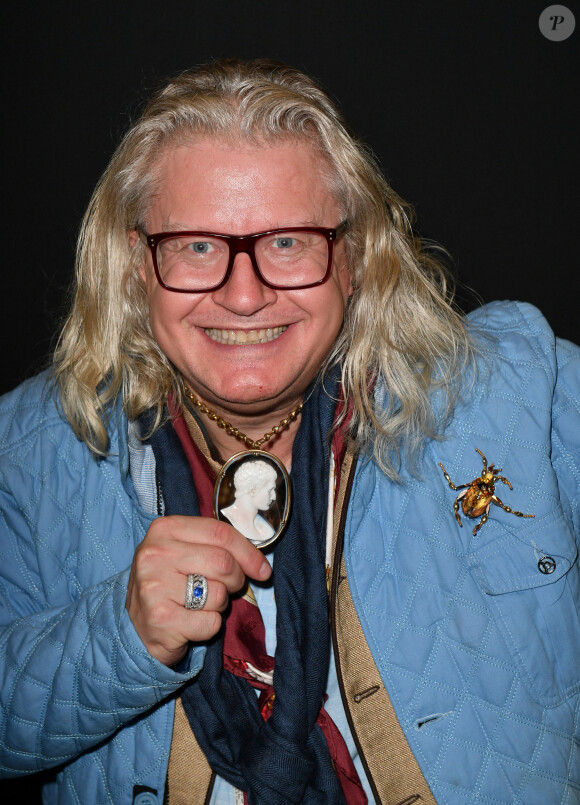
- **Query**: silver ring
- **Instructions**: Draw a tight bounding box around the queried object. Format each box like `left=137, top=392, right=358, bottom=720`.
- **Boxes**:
left=185, top=573, right=208, bottom=610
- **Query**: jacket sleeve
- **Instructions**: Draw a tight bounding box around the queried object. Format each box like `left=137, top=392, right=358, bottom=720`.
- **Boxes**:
left=0, top=567, right=203, bottom=777
left=0, top=383, right=204, bottom=778
left=551, top=334, right=580, bottom=546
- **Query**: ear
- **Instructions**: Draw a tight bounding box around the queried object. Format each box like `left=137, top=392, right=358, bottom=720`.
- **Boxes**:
left=338, top=258, right=354, bottom=301
left=346, top=271, right=354, bottom=299
left=127, top=229, right=147, bottom=283
left=334, top=239, right=353, bottom=301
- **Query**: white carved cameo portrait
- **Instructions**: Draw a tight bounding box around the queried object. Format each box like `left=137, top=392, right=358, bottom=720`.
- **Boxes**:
left=213, top=451, right=290, bottom=549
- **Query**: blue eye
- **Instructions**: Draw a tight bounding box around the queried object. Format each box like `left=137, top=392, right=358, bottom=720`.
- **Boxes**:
left=189, top=241, right=212, bottom=254
left=273, top=237, right=297, bottom=249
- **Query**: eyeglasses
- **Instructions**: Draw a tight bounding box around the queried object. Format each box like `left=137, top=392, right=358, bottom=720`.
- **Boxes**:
left=138, top=221, right=348, bottom=293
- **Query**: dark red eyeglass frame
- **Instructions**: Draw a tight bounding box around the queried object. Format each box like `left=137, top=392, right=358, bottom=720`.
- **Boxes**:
left=137, top=221, right=349, bottom=293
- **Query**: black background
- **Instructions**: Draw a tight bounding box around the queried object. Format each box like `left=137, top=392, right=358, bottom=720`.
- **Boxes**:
left=1, top=0, right=578, bottom=797
left=2, top=1, right=579, bottom=400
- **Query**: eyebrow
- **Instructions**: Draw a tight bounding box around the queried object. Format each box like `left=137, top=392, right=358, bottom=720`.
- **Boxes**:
left=161, top=222, right=198, bottom=232
left=158, top=217, right=326, bottom=234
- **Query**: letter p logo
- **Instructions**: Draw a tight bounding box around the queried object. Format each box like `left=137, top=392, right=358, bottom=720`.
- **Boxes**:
left=539, top=5, right=576, bottom=40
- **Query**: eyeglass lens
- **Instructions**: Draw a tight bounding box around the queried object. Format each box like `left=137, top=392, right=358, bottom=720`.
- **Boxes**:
left=156, top=230, right=330, bottom=291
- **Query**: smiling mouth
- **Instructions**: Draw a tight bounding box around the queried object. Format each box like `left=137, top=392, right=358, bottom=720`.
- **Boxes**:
left=204, top=326, right=288, bottom=345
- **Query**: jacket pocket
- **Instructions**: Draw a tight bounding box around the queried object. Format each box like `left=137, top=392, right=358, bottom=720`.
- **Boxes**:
left=466, top=507, right=580, bottom=707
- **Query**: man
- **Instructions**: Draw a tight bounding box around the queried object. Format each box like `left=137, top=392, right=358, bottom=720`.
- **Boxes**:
left=0, top=59, right=578, bottom=804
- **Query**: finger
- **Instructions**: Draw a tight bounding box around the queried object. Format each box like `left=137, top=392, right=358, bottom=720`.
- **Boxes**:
left=157, top=516, right=272, bottom=582
left=138, top=607, right=224, bottom=666
left=138, top=569, right=230, bottom=614
left=140, top=539, right=255, bottom=596
left=181, top=574, right=229, bottom=613
left=181, top=609, right=223, bottom=643
left=126, top=572, right=228, bottom=665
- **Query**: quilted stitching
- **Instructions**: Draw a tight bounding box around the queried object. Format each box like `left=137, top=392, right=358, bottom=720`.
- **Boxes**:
left=0, top=374, right=204, bottom=801
left=345, top=302, right=580, bottom=803
left=0, top=302, right=578, bottom=803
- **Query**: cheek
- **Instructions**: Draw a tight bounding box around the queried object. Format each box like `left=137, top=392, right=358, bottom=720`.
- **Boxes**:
left=321, top=278, right=350, bottom=328
left=147, top=291, right=170, bottom=334
left=148, top=284, right=197, bottom=325
left=146, top=291, right=200, bottom=355
left=295, top=274, right=347, bottom=324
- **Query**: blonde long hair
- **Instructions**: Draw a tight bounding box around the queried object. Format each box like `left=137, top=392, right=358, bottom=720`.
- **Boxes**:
left=53, top=58, right=473, bottom=477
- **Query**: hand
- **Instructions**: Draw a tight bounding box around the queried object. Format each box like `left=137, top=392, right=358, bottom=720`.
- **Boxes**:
left=126, top=515, right=272, bottom=666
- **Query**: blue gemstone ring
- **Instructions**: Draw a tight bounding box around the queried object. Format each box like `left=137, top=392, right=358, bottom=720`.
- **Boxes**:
left=184, top=573, right=208, bottom=610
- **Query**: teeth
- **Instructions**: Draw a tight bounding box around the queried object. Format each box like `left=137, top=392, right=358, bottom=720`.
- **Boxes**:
left=205, top=326, right=287, bottom=345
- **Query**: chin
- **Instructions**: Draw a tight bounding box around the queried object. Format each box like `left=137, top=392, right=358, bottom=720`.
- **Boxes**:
left=200, top=377, right=301, bottom=413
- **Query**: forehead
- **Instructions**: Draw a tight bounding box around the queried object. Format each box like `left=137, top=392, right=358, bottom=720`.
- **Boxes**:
left=148, top=136, right=340, bottom=233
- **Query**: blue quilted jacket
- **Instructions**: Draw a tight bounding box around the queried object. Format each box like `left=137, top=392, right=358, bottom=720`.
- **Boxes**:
left=1, top=301, right=579, bottom=804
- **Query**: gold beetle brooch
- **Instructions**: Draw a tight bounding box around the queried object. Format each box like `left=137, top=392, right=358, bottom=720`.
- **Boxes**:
left=439, top=448, right=534, bottom=535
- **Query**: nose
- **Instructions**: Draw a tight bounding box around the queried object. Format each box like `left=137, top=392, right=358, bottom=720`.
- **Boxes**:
left=211, top=252, right=277, bottom=316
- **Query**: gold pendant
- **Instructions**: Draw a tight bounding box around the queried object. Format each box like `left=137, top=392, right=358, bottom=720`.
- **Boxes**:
left=213, top=450, right=291, bottom=550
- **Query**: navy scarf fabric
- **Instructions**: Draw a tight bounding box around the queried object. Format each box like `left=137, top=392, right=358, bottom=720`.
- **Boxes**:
left=147, top=372, right=347, bottom=805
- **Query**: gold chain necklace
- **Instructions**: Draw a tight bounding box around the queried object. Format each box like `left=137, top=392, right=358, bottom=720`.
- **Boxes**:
left=183, top=387, right=302, bottom=450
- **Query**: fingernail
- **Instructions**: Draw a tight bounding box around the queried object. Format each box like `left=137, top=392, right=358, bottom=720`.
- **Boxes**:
left=259, top=559, right=271, bottom=579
